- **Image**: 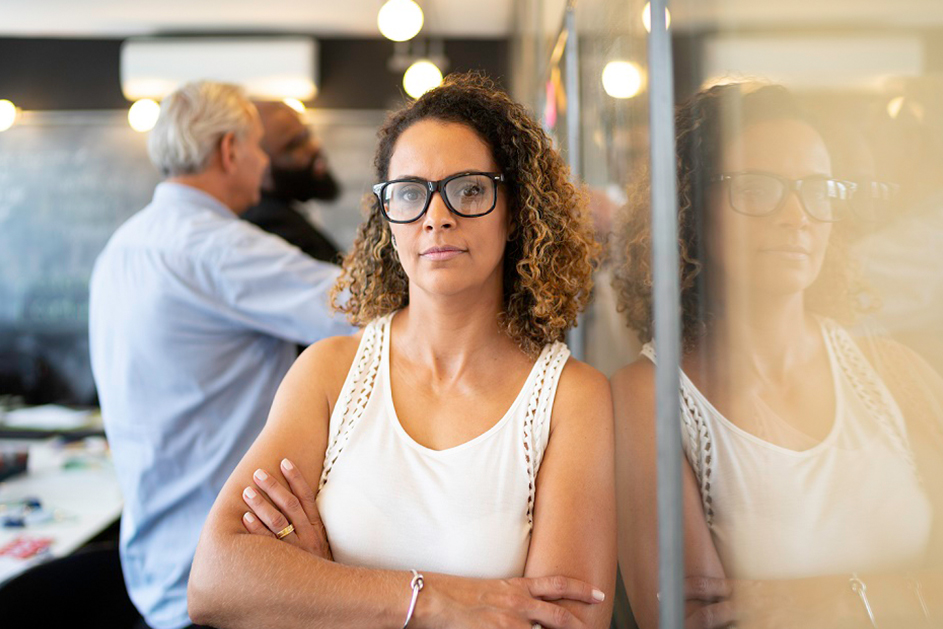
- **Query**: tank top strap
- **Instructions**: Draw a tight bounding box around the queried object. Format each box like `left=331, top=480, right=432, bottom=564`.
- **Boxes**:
left=318, top=313, right=391, bottom=491
left=522, top=341, right=571, bottom=528
left=821, top=318, right=920, bottom=482
left=640, top=342, right=716, bottom=528
left=639, top=342, right=657, bottom=363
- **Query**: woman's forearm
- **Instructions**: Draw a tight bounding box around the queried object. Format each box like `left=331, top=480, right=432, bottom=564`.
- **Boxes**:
left=189, top=527, right=606, bottom=629
left=188, top=529, right=414, bottom=629
left=684, top=569, right=943, bottom=629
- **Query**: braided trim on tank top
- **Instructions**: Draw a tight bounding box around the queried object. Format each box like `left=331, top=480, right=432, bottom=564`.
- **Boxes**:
left=824, top=322, right=921, bottom=482
left=680, top=387, right=716, bottom=527
left=640, top=343, right=716, bottom=528
left=522, top=342, right=569, bottom=528
left=318, top=317, right=386, bottom=491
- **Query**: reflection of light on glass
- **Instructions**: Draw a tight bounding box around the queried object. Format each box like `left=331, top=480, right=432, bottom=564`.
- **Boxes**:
left=602, top=61, right=644, bottom=99
left=283, top=98, right=306, bottom=114
left=642, top=2, right=671, bottom=32
left=0, top=100, right=17, bottom=132
left=128, top=99, right=161, bottom=132
left=887, top=96, right=905, bottom=119
left=378, top=0, right=424, bottom=42
left=403, top=60, right=443, bottom=99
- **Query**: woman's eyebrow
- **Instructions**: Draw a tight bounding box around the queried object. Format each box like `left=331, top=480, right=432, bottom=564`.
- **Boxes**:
left=387, top=169, right=492, bottom=181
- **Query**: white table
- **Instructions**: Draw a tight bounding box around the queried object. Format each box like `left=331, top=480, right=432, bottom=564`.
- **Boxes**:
left=0, top=439, right=123, bottom=584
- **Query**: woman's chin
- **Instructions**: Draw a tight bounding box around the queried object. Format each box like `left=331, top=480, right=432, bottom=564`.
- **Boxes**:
left=412, top=276, right=481, bottom=299
left=751, top=272, right=820, bottom=299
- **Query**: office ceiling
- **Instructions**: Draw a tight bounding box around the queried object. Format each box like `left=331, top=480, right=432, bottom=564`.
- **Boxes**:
left=4, top=0, right=943, bottom=39
left=0, top=0, right=514, bottom=38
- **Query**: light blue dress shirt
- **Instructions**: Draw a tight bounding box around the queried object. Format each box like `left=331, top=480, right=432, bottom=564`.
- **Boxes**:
left=89, top=182, right=355, bottom=629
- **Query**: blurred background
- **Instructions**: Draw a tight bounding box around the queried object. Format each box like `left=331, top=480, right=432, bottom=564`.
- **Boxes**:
left=4, top=0, right=943, bottom=404
left=2, top=1, right=943, bottom=625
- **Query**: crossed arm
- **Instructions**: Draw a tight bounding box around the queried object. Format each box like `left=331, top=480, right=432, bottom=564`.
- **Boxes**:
left=613, top=346, right=943, bottom=629
left=188, top=339, right=617, bottom=629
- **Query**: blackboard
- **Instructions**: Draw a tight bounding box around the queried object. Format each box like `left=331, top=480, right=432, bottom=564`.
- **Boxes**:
left=0, top=111, right=160, bottom=403
left=0, top=109, right=384, bottom=404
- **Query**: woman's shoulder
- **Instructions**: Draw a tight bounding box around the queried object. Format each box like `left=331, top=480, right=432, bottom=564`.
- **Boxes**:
left=610, top=356, right=656, bottom=403
left=302, top=330, right=364, bottom=360
left=550, top=355, right=613, bottom=431
left=297, top=311, right=398, bottom=365
left=291, top=331, right=366, bottom=396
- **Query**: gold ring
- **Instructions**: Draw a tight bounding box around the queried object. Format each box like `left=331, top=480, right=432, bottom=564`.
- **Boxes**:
left=275, top=523, right=295, bottom=539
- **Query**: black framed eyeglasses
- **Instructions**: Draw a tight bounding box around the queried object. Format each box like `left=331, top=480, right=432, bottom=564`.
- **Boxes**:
left=372, top=172, right=505, bottom=224
left=710, top=171, right=857, bottom=223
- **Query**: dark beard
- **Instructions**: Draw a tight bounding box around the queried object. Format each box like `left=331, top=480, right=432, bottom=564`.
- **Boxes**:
left=270, top=158, right=341, bottom=202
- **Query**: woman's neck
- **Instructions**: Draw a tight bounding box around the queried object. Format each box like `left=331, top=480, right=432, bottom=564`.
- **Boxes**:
left=703, top=289, right=820, bottom=387
left=395, top=283, right=512, bottom=383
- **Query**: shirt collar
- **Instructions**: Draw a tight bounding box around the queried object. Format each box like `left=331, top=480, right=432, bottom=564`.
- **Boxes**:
left=153, top=182, right=237, bottom=219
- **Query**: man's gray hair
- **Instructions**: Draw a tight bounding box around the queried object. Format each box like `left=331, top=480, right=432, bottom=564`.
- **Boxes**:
left=148, top=81, right=256, bottom=178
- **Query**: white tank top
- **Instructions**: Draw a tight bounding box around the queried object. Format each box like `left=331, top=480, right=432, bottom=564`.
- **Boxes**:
left=316, top=313, right=571, bottom=578
left=642, top=319, right=933, bottom=580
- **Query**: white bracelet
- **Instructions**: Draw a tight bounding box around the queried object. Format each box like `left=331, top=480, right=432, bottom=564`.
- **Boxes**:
left=850, top=573, right=879, bottom=629
left=402, top=569, right=424, bottom=629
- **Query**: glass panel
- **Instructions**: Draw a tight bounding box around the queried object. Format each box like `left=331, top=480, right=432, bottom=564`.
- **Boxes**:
left=514, top=0, right=943, bottom=626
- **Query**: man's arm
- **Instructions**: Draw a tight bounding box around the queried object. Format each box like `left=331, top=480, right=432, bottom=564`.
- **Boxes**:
left=209, top=222, right=355, bottom=344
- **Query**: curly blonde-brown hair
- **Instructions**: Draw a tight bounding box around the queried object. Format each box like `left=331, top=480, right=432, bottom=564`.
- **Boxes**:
left=331, top=72, right=599, bottom=357
left=613, top=83, right=870, bottom=352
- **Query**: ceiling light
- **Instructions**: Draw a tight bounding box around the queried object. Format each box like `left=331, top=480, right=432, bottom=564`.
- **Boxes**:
left=378, top=0, right=424, bottom=42
left=0, top=100, right=18, bottom=132
left=403, top=60, right=443, bottom=99
left=128, top=99, right=161, bottom=133
left=642, top=2, right=671, bottom=33
left=602, top=61, right=644, bottom=99
left=283, top=98, right=306, bottom=114
left=886, top=96, right=905, bottom=119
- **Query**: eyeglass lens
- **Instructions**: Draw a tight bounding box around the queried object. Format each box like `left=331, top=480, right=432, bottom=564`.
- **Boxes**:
left=383, top=174, right=497, bottom=222
left=728, top=173, right=850, bottom=222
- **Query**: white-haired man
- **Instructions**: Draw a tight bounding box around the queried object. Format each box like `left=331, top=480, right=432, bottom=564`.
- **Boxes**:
left=89, top=81, right=354, bottom=629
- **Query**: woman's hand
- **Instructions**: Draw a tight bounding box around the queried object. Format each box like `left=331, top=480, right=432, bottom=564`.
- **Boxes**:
left=683, top=576, right=855, bottom=629
left=240, top=458, right=332, bottom=560
left=420, top=573, right=607, bottom=629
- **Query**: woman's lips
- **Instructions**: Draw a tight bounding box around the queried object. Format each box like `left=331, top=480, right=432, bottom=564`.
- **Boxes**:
left=420, top=246, right=465, bottom=261
left=760, top=246, right=811, bottom=259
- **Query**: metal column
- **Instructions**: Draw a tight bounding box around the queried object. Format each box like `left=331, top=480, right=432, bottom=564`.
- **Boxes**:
left=646, top=1, right=684, bottom=627
left=563, top=1, right=587, bottom=362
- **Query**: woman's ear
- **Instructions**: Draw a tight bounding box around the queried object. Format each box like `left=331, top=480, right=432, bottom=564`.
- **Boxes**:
left=218, top=132, right=237, bottom=173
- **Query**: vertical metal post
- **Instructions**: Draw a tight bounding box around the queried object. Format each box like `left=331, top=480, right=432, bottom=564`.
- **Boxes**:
left=564, top=1, right=587, bottom=362
left=647, top=1, right=684, bottom=628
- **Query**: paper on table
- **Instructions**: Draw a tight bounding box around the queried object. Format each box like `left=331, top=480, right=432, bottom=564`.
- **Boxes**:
left=0, top=555, right=33, bottom=585
left=2, top=405, right=93, bottom=430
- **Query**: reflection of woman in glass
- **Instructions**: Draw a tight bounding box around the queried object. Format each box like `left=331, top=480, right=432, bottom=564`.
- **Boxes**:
left=188, top=73, right=616, bottom=629
left=613, top=84, right=943, bottom=628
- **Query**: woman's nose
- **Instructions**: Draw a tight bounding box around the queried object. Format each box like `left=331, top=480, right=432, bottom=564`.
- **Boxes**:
left=423, top=191, right=455, bottom=231
left=776, top=189, right=811, bottom=228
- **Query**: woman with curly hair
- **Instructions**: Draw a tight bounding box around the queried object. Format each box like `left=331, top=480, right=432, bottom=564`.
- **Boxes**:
left=188, top=72, right=616, bottom=629
left=613, top=83, right=943, bottom=629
